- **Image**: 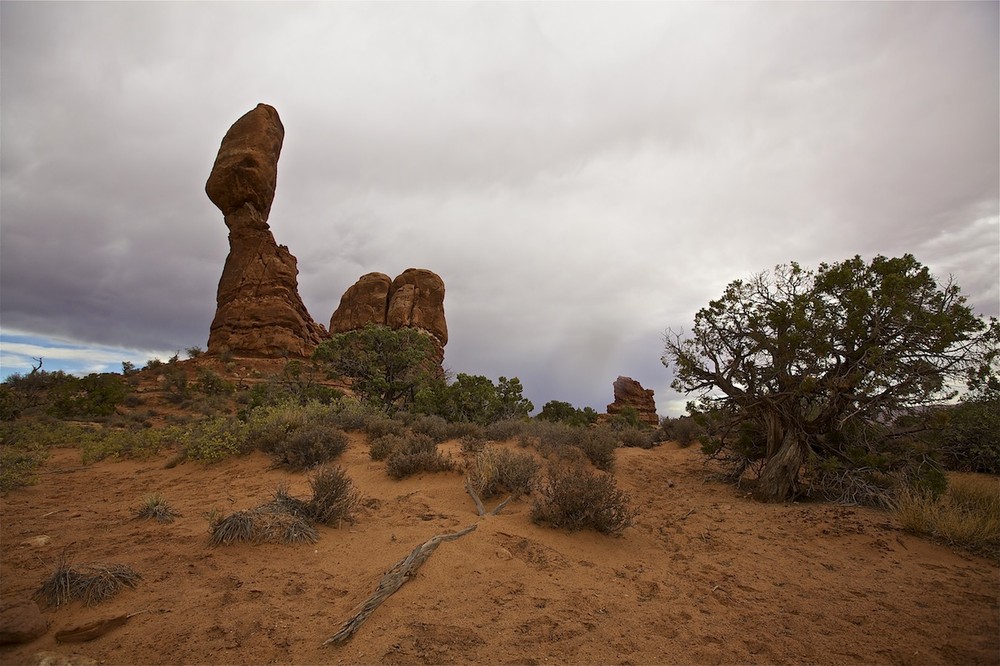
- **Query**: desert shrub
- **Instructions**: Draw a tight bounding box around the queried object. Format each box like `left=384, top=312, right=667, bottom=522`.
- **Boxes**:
left=659, top=416, right=702, bottom=447
left=485, top=419, right=530, bottom=441
left=617, top=427, right=656, bottom=449
left=531, top=464, right=636, bottom=535
left=135, top=493, right=179, bottom=523
left=386, top=450, right=454, bottom=479
left=35, top=557, right=141, bottom=607
left=209, top=509, right=318, bottom=546
left=306, top=466, right=361, bottom=525
left=607, top=406, right=643, bottom=431
left=159, top=365, right=189, bottom=404
left=370, top=434, right=406, bottom=461
left=447, top=421, right=486, bottom=440
left=48, top=373, right=129, bottom=419
left=805, top=458, right=896, bottom=507
left=577, top=428, right=618, bottom=472
left=184, top=416, right=252, bottom=462
left=186, top=346, right=204, bottom=359
left=0, top=424, right=50, bottom=492
left=195, top=368, right=234, bottom=396
left=264, top=424, right=349, bottom=470
left=460, top=433, right=487, bottom=454
left=80, top=426, right=180, bottom=463
left=467, top=445, right=539, bottom=498
left=893, top=474, right=1000, bottom=558
left=408, top=414, right=451, bottom=442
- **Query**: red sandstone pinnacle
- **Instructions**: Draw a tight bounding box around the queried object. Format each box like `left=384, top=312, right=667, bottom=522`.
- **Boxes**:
left=205, top=104, right=325, bottom=357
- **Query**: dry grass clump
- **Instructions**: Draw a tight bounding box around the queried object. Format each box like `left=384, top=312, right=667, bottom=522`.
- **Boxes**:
left=134, top=493, right=179, bottom=523
left=467, top=445, right=539, bottom=498
left=531, top=464, right=636, bottom=536
left=210, top=468, right=360, bottom=545
left=893, top=473, right=1000, bottom=558
left=307, top=466, right=361, bottom=525
left=36, top=556, right=141, bottom=607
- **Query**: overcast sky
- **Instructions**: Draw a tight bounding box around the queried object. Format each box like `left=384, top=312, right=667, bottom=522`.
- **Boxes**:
left=2, top=2, right=998, bottom=417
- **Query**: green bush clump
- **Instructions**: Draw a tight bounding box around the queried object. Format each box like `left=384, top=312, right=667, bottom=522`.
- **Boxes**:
left=80, top=426, right=181, bottom=464
left=531, top=464, right=636, bottom=535
left=184, top=417, right=252, bottom=462
left=467, top=445, right=539, bottom=498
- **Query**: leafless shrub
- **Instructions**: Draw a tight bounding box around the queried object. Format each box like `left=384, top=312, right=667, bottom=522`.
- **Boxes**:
left=307, top=466, right=361, bottom=525
left=531, top=464, right=636, bottom=536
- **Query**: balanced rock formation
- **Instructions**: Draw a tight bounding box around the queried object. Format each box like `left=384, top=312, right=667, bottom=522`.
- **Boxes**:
left=206, top=104, right=326, bottom=357
left=606, top=376, right=659, bottom=427
left=330, top=268, right=448, bottom=363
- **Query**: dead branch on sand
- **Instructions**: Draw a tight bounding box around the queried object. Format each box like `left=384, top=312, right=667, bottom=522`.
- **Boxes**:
left=465, top=481, right=513, bottom=517
left=324, top=523, right=478, bottom=646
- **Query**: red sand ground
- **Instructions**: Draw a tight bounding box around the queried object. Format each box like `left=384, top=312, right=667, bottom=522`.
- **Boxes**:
left=2, top=437, right=998, bottom=665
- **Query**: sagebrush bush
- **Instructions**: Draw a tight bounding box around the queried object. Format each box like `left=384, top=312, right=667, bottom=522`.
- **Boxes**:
left=484, top=419, right=530, bottom=442
left=0, top=424, right=50, bottom=492
left=577, top=428, right=618, bottom=471
left=306, top=466, right=361, bottom=525
left=531, top=464, right=635, bottom=535
left=467, top=445, right=539, bottom=498
left=386, top=448, right=454, bottom=479
left=265, top=424, right=349, bottom=470
left=408, top=414, right=451, bottom=442
left=446, top=421, right=486, bottom=441
left=617, top=427, right=656, bottom=449
left=370, top=434, right=406, bottom=461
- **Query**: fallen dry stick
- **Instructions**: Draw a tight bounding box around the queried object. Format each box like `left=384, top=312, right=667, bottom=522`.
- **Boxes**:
left=55, top=610, right=150, bottom=643
left=324, top=524, right=478, bottom=646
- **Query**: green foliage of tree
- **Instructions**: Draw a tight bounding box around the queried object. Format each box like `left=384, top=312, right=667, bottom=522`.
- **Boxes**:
left=537, top=400, right=599, bottom=427
left=313, top=324, right=435, bottom=413
left=663, top=254, right=998, bottom=502
left=934, top=385, right=1000, bottom=474
left=414, top=373, right=534, bottom=425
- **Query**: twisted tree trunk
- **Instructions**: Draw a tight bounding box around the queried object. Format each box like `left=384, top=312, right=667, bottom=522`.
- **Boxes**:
left=754, top=413, right=807, bottom=502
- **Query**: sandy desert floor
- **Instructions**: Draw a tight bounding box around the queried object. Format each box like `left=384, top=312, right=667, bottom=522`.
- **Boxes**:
left=1, top=437, right=998, bottom=665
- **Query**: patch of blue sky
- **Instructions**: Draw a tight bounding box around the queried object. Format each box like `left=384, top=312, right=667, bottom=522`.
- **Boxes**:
left=0, top=331, right=175, bottom=380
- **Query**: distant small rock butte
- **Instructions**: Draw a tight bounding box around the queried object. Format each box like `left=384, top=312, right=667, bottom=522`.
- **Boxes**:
left=606, top=376, right=659, bottom=427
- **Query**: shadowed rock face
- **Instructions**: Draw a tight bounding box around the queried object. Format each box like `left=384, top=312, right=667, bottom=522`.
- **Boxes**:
left=206, top=104, right=326, bottom=358
left=607, top=376, right=659, bottom=427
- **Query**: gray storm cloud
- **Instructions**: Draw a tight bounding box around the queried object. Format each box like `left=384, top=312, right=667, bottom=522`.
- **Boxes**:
left=1, top=2, right=997, bottom=415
